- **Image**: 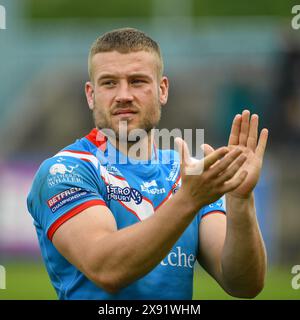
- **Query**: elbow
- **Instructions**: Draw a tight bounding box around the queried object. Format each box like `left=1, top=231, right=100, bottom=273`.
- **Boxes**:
left=90, top=271, right=124, bottom=294
left=100, top=281, right=122, bottom=295
left=247, top=280, right=265, bottom=298
left=83, top=258, right=127, bottom=294
left=227, top=280, right=265, bottom=299
left=222, top=264, right=266, bottom=299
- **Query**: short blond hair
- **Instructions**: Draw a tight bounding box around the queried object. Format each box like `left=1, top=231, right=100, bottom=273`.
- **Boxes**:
left=88, top=28, right=164, bottom=81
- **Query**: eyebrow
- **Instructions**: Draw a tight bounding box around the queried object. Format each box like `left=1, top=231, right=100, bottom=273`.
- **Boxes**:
left=96, top=73, right=153, bottom=84
left=128, top=73, right=152, bottom=80
left=97, top=74, right=117, bottom=83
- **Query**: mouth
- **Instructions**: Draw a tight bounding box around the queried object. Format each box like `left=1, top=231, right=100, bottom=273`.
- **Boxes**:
left=112, top=109, right=138, bottom=117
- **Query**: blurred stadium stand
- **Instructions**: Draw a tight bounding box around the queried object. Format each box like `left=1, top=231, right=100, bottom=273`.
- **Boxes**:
left=0, top=0, right=299, bottom=268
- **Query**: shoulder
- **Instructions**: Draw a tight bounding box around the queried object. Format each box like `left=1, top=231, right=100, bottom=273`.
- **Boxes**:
left=36, top=153, right=96, bottom=179
left=39, top=136, right=101, bottom=175
left=26, top=144, right=106, bottom=228
left=27, top=140, right=102, bottom=204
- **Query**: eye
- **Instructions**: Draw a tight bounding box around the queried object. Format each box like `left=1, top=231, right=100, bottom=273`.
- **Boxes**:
left=131, top=79, right=146, bottom=85
left=101, top=80, right=116, bottom=87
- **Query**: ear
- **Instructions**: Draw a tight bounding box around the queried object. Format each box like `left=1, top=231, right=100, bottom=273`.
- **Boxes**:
left=159, top=76, right=169, bottom=106
left=85, top=81, right=95, bottom=110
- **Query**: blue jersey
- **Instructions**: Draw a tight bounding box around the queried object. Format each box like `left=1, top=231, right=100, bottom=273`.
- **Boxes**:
left=27, top=129, right=226, bottom=300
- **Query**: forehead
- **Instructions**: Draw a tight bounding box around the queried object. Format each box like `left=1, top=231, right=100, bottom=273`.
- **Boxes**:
left=91, top=50, right=159, bottom=80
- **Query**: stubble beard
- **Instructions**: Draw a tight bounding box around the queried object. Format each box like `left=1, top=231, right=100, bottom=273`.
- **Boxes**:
left=92, top=98, right=162, bottom=143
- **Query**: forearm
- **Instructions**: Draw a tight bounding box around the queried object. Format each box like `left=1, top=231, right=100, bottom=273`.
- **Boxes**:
left=221, top=193, right=266, bottom=298
left=90, top=189, right=198, bottom=291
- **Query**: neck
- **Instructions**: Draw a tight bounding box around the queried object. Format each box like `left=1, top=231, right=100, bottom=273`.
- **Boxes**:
left=107, top=130, right=154, bottom=161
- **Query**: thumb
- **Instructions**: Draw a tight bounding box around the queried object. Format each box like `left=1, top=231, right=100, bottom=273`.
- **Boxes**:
left=175, top=137, right=191, bottom=167
left=201, top=143, right=215, bottom=157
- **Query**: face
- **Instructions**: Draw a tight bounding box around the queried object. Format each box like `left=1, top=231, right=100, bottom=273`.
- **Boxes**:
left=85, top=50, right=169, bottom=140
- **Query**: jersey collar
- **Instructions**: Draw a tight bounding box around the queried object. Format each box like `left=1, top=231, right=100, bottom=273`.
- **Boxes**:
left=85, top=128, right=158, bottom=164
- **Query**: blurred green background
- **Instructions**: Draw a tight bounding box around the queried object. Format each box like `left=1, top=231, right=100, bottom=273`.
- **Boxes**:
left=0, top=261, right=298, bottom=300
left=0, top=0, right=300, bottom=300
left=27, top=0, right=297, bottom=18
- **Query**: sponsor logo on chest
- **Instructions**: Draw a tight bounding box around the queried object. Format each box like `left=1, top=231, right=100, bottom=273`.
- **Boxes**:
left=106, top=184, right=143, bottom=205
left=166, top=162, right=180, bottom=182
left=140, top=180, right=166, bottom=195
left=160, top=246, right=196, bottom=269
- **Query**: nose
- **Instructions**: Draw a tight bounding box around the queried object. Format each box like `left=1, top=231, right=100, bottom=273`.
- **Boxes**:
left=115, top=82, right=134, bottom=104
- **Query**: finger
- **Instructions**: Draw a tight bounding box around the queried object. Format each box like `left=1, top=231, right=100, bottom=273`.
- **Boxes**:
left=206, top=148, right=243, bottom=178
left=203, top=147, right=229, bottom=170
left=186, top=146, right=224, bottom=176
left=175, top=137, right=191, bottom=167
left=228, top=114, right=242, bottom=146
left=247, top=114, right=258, bottom=151
left=201, top=143, right=215, bottom=156
left=255, top=128, right=269, bottom=159
left=219, top=170, right=248, bottom=194
left=239, top=110, right=250, bottom=146
left=213, top=153, right=247, bottom=185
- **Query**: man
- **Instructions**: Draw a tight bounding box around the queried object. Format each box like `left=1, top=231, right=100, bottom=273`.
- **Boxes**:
left=27, top=28, right=268, bottom=300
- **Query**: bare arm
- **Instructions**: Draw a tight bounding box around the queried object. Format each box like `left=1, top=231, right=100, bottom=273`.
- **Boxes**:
left=53, top=192, right=196, bottom=294
left=198, top=195, right=266, bottom=298
left=52, top=143, right=247, bottom=293
left=222, top=193, right=266, bottom=297
left=198, top=110, right=268, bottom=298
